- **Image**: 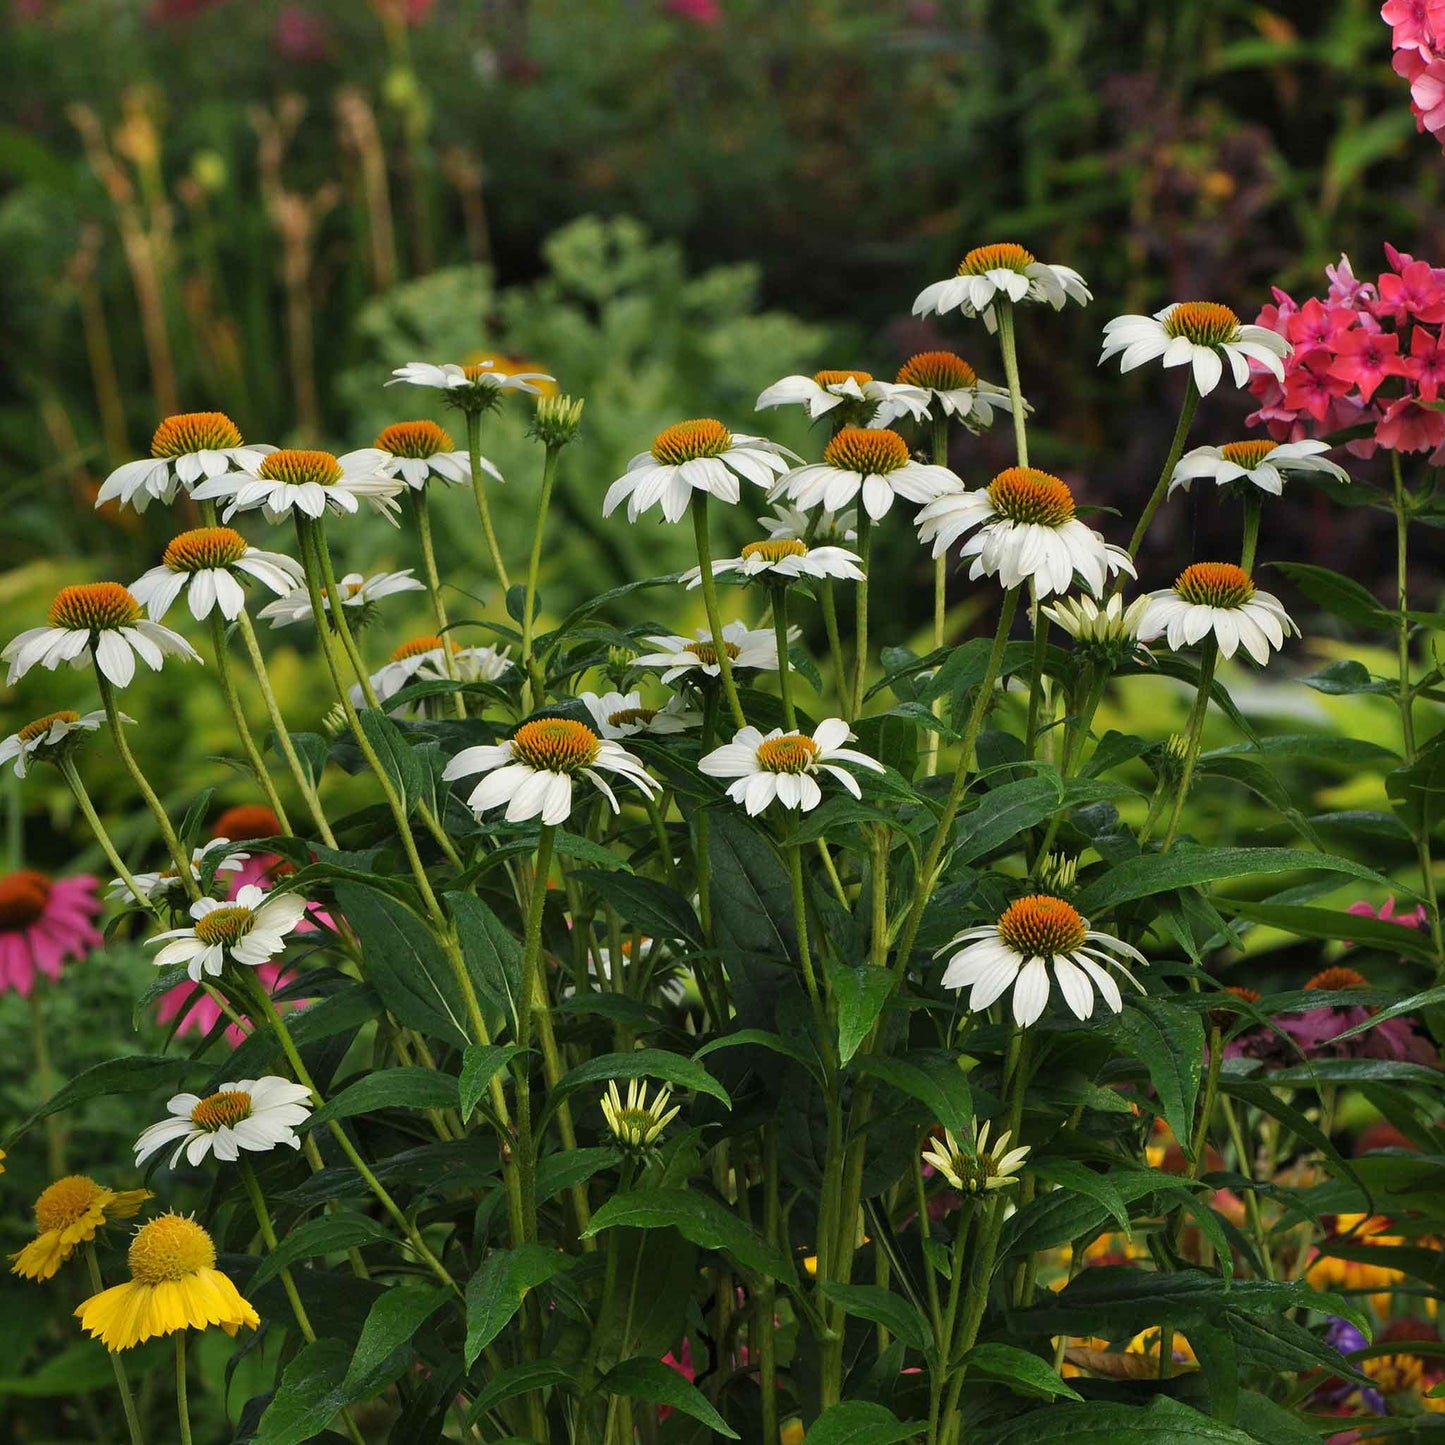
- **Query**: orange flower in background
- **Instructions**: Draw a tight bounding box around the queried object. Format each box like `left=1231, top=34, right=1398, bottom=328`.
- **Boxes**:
left=1308, top=1215, right=1409, bottom=1316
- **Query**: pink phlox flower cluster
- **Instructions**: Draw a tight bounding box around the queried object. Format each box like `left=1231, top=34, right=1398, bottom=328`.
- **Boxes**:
left=1385, top=1, right=1445, bottom=142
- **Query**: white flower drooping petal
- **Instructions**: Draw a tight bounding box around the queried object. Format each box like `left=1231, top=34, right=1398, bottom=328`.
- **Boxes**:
left=771, top=426, right=957, bottom=523
left=130, top=527, right=303, bottom=622
left=96, top=412, right=273, bottom=514
left=683, top=537, right=864, bottom=589
left=338, top=419, right=499, bottom=492
left=0, top=709, right=111, bottom=779
left=147, top=885, right=308, bottom=982
left=257, top=571, right=424, bottom=628
left=1100, top=302, right=1291, bottom=397
left=756, top=368, right=930, bottom=426
left=632, top=621, right=785, bottom=685
left=922, top=1120, right=1029, bottom=1194
left=1169, top=439, right=1349, bottom=498
left=879, top=351, right=1015, bottom=431
left=193, top=447, right=405, bottom=525
left=134, top=1077, right=313, bottom=1169
left=387, top=358, right=555, bottom=401
left=699, top=719, right=884, bottom=815
left=579, top=691, right=701, bottom=740
left=352, top=634, right=515, bottom=709
left=1139, top=562, right=1298, bottom=665
left=913, top=243, right=1091, bottom=331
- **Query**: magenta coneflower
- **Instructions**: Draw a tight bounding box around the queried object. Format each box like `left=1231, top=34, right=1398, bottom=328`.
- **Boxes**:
left=0, top=871, right=102, bottom=996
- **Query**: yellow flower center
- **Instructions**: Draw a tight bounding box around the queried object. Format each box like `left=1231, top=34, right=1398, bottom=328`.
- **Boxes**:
left=376, top=420, right=454, bottom=458
left=17, top=711, right=79, bottom=744
left=256, top=449, right=343, bottom=487
left=48, top=582, right=141, bottom=631
left=0, top=870, right=51, bottom=930
left=741, top=539, right=808, bottom=563
left=1162, top=302, right=1241, bottom=347
left=813, top=369, right=873, bottom=388
left=190, top=1090, right=253, bottom=1131
left=650, top=419, right=733, bottom=465
left=958, top=243, right=1035, bottom=276
left=996, top=895, right=1087, bottom=957
left=128, top=1214, right=215, bottom=1284
left=1306, top=966, right=1369, bottom=992
left=162, top=526, right=249, bottom=573
left=149, top=412, right=243, bottom=459
left=823, top=426, right=909, bottom=476
left=35, top=1175, right=105, bottom=1232
left=1174, top=562, right=1255, bottom=609
left=608, top=707, right=658, bottom=728
left=897, top=350, right=977, bottom=391
left=689, top=641, right=740, bottom=666
left=212, top=805, right=281, bottom=841
left=755, top=735, right=821, bottom=774
left=391, top=634, right=454, bottom=661
left=510, top=719, right=602, bottom=774
left=986, top=467, right=1076, bottom=526
left=193, top=906, right=256, bottom=947
left=1219, top=440, right=1279, bottom=469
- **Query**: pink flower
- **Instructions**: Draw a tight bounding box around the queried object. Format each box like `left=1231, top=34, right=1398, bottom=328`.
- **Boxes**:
left=0, top=872, right=102, bottom=996
left=1326, top=255, right=1378, bottom=308
left=1287, top=298, right=1360, bottom=351
left=1347, top=895, right=1430, bottom=929
left=662, top=0, right=722, bottom=23
left=274, top=6, right=331, bottom=61
left=211, top=805, right=334, bottom=934
left=1377, top=259, right=1445, bottom=324
left=1283, top=357, right=1352, bottom=422
left=1275, top=965, right=1439, bottom=1067
left=658, top=1338, right=695, bottom=1421
left=1327, top=328, right=1404, bottom=402
left=1404, top=325, right=1445, bottom=397
left=1385, top=0, right=1440, bottom=53
left=1376, top=393, right=1445, bottom=451
left=156, top=960, right=299, bottom=1047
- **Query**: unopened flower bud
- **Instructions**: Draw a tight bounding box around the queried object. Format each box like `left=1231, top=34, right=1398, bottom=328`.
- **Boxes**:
left=530, top=394, right=585, bottom=449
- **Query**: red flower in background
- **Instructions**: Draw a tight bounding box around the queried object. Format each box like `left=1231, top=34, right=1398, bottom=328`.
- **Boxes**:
left=663, top=0, right=723, bottom=24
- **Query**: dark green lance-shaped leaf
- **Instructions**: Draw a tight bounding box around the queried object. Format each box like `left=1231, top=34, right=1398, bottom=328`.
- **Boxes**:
left=1323, top=984, right=1445, bottom=1045
left=952, top=775, right=1064, bottom=865
left=10, top=1055, right=206, bottom=1140
left=466, top=1361, right=577, bottom=1424
left=597, top=1358, right=739, bottom=1438
left=1029, top=1158, right=1130, bottom=1231
left=253, top=1338, right=353, bottom=1445
left=1223, top=1309, right=1365, bottom=1383
left=1269, top=561, right=1388, bottom=628
left=569, top=870, right=702, bottom=946
left=1203, top=734, right=1397, bottom=767
left=1302, top=660, right=1393, bottom=696
left=819, top=1282, right=933, bottom=1354
left=1074, top=845, right=1392, bottom=915
left=341, top=1285, right=451, bottom=1401
left=447, top=890, right=522, bottom=1028
left=459, top=1043, right=525, bottom=1121
left=307, top=1067, right=459, bottom=1127
left=986, top=1396, right=1259, bottom=1443
left=551, top=1049, right=730, bottom=1109
left=249, top=1213, right=392, bottom=1289
left=694, top=1028, right=818, bottom=1073
left=1388, top=733, right=1445, bottom=836
left=804, top=1401, right=927, bottom=1445
left=1111, top=997, right=1203, bottom=1158
left=853, top=1052, right=972, bottom=1136
left=706, top=807, right=796, bottom=961
left=1000, top=1170, right=1170, bottom=1257
left=583, top=1188, right=791, bottom=1279
left=965, top=1343, right=1082, bottom=1401
left=536, top=1147, right=619, bottom=1203
left=355, top=709, right=425, bottom=812
left=333, top=882, right=471, bottom=1048
left=826, top=962, right=894, bottom=1065
left=1221, top=900, right=1441, bottom=964
left=1235, top=1391, right=1322, bottom=1445
left=464, top=1246, right=571, bottom=1367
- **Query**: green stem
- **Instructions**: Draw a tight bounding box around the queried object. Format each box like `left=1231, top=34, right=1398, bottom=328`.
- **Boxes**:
left=208, top=612, right=293, bottom=832
left=238, top=1157, right=315, bottom=1342
left=1159, top=644, right=1217, bottom=850
left=234, top=609, right=337, bottom=847
left=1023, top=587, right=1048, bottom=761
left=759, top=1126, right=780, bottom=1445
left=851, top=512, right=872, bottom=719
left=515, top=823, right=556, bottom=1243
left=820, top=578, right=849, bottom=711
left=30, top=988, right=64, bottom=1176
left=522, top=445, right=562, bottom=709
left=1126, top=376, right=1199, bottom=561
left=994, top=300, right=1029, bottom=467
left=83, top=1247, right=145, bottom=1445
left=690, top=492, right=747, bottom=729
left=466, top=410, right=511, bottom=590
left=1239, top=493, right=1263, bottom=574
left=785, top=833, right=826, bottom=1035
left=56, top=758, right=163, bottom=919
left=772, top=586, right=797, bottom=729
left=175, top=1334, right=192, bottom=1445
left=927, top=408, right=951, bottom=776
left=94, top=670, right=196, bottom=897
left=410, top=486, right=467, bottom=720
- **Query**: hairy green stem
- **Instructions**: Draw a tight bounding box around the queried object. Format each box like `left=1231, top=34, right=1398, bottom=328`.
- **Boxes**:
left=691, top=492, right=747, bottom=728
left=851, top=513, right=873, bottom=720
left=773, top=586, right=797, bottom=729
left=410, top=486, right=467, bottom=720
left=208, top=612, right=293, bottom=831
left=175, top=1335, right=192, bottom=1445
left=1160, top=643, right=1217, bottom=850
left=1126, top=376, right=1199, bottom=561
left=994, top=300, right=1029, bottom=467
left=83, top=1247, right=145, bottom=1445
left=515, top=823, right=556, bottom=1243
left=465, top=410, right=511, bottom=590
left=56, top=758, right=163, bottom=919
left=522, top=444, right=562, bottom=709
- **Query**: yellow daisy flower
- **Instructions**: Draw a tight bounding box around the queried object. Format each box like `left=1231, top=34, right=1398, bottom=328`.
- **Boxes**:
left=76, top=1212, right=258, bottom=1353
left=11, top=1175, right=152, bottom=1282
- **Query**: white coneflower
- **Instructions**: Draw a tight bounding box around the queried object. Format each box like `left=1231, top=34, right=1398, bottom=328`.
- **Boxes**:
left=96, top=412, right=272, bottom=514
left=771, top=426, right=956, bottom=522
left=567, top=939, right=688, bottom=1008
left=1040, top=593, right=1152, bottom=665
left=148, top=885, right=309, bottom=982
left=339, top=419, right=500, bottom=491
left=758, top=502, right=858, bottom=545
left=699, top=720, right=884, bottom=814
left=1138, top=562, right=1298, bottom=665
left=603, top=419, right=795, bottom=524
left=938, top=894, right=1146, bottom=1028
left=129, top=527, right=303, bottom=622
left=387, top=358, right=554, bottom=405
left=755, top=369, right=930, bottom=426
left=878, top=351, right=1014, bottom=431
left=133, top=1078, right=312, bottom=1169
left=632, top=622, right=783, bottom=685
left=922, top=1120, right=1029, bottom=1194
left=1099, top=302, right=1291, bottom=396
left=601, top=1079, right=680, bottom=1149
left=579, top=691, right=700, bottom=740
left=913, top=243, right=1091, bottom=329
left=3, top=583, right=200, bottom=688
left=108, top=840, right=248, bottom=909
left=257, top=571, right=424, bottom=629
left=1168, top=439, right=1348, bottom=497
left=193, top=448, right=405, bottom=524
left=683, top=537, right=864, bottom=589
left=916, top=468, right=1133, bottom=598
left=0, top=709, right=110, bottom=779
left=352, top=635, right=514, bottom=707
left=442, top=718, right=659, bottom=825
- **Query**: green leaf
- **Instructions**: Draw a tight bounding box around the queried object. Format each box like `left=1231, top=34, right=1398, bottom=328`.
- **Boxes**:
left=694, top=1028, right=818, bottom=1073
left=951, top=775, right=1064, bottom=865
left=583, top=1188, right=791, bottom=1279
left=459, top=1043, right=525, bottom=1121
left=1221, top=900, right=1441, bottom=964
left=1269, top=561, right=1387, bottom=628
left=1029, top=1158, right=1130, bottom=1231
left=249, top=1213, right=392, bottom=1289
left=827, top=962, right=894, bottom=1065
left=355, top=709, right=425, bottom=812
left=536, top=1147, right=620, bottom=1203
left=253, top=1338, right=353, bottom=1445
left=307, top=1067, right=460, bottom=1127
left=1324, top=984, right=1445, bottom=1045
left=804, top=1401, right=926, bottom=1444
left=706, top=807, right=796, bottom=961
left=819, top=1282, right=933, bottom=1354
left=341, top=1285, right=451, bottom=1400
left=1301, top=660, right=1393, bottom=696
left=1203, top=735, right=1397, bottom=767
left=1388, top=733, right=1445, bottom=836
left=1111, top=997, right=1203, bottom=1158
left=965, top=1342, right=1082, bottom=1401
left=551, top=1049, right=731, bottom=1109
left=597, top=1358, right=739, bottom=1438
left=448, top=890, right=522, bottom=1029
left=9, top=1055, right=205, bottom=1141
left=984, top=1396, right=1258, bottom=1443
left=464, top=1246, right=571, bottom=1367
left=466, top=1360, right=577, bottom=1423
left=853, top=1052, right=972, bottom=1136
left=568, top=870, right=702, bottom=946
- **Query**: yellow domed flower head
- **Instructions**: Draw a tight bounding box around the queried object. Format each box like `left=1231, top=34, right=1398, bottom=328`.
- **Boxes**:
left=11, top=1175, right=152, bottom=1282
left=76, top=1212, right=258, bottom=1352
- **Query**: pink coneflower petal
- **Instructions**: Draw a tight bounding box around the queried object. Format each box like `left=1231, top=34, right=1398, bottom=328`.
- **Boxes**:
left=0, top=870, right=102, bottom=997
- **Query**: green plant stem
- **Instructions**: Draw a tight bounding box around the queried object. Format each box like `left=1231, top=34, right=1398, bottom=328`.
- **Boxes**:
left=1239, top=493, right=1263, bottom=573
left=208, top=612, right=293, bottom=831
left=1159, top=643, right=1217, bottom=850
left=175, top=1334, right=192, bottom=1445
left=851, top=513, right=873, bottom=720
left=772, top=586, right=797, bottom=729
left=410, top=486, right=467, bottom=721
left=1023, top=587, right=1048, bottom=760
left=466, top=409, right=511, bottom=590
left=1220, top=1095, right=1274, bottom=1279
left=927, top=412, right=952, bottom=777
left=94, top=669, right=197, bottom=898
left=515, top=823, right=556, bottom=1244
left=893, top=588, right=1020, bottom=975
left=56, top=758, right=163, bottom=919
left=234, top=609, right=337, bottom=847
left=759, top=1125, right=780, bottom=1445
left=522, top=444, right=562, bottom=709
left=820, top=578, right=849, bottom=710
left=785, top=832, right=826, bottom=1035
left=690, top=492, right=747, bottom=729
left=30, top=988, right=63, bottom=1176
left=1126, top=376, right=1199, bottom=561
left=83, top=1247, right=145, bottom=1445
left=994, top=300, right=1029, bottom=467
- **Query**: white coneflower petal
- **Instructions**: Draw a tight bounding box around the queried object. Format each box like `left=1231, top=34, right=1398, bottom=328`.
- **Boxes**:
left=601, top=1079, right=680, bottom=1149
left=0, top=709, right=112, bottom=779
left=130, top=527, right=303, bottom=622
left=771, top=426, right=956, bottom=523
left=632, top=621, right=786, bottom=685
left=922, top=1120, right=1030, bottom=1193
left=699, top=719, right=884, bottom=815
left=682, top=537, right=865, bottom=589
left=108, top=840, right=248, bottom=908
left=257, top=570, right=424, bottom=629
left=96, top=412, right=273, bottom=514
left=146, top=885, right=307, bottom=983
left=1169, top=438, right=1348, bottom=497
left=134, top=1077, right=313, bottom=1170
left=1138, top=562, right=1298, bottom=665
left=579, top=690, right=701, bottom=740
left=913, top=244, right=1091, bottom=332
left=1100, top=302, right=1292, bottom=397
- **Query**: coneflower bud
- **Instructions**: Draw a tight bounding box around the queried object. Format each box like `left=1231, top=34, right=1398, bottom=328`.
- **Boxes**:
left=530, top=394, right=585, bottom=449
